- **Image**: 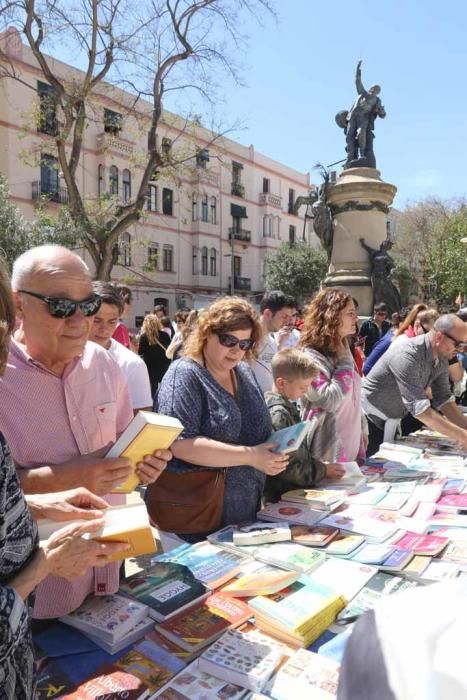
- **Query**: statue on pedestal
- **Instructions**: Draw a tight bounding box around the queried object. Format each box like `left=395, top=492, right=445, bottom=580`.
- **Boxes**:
left=336, top=60, right=386, bottom=169
left=359, top=237, right=401, bottom=315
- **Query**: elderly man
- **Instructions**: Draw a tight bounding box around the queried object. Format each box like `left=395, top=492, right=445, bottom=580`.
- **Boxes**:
left=363, top=314, right=467, bottom=455
left=0, top=245, right=170, bottom=618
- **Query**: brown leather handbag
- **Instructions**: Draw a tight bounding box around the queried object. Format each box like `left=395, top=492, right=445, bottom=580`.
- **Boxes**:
left=146, top=468, right=225, bottom=534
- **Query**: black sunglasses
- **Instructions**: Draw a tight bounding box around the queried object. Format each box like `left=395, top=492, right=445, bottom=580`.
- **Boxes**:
left=217, top=333, right=254, bottom=351
left=19, top=290, right=102, bottom=318
left=442, top=331, right=467, bottom=352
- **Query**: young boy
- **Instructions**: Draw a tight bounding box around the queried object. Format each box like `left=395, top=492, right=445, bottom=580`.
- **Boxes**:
left=264, top=348, right=345, bottom=502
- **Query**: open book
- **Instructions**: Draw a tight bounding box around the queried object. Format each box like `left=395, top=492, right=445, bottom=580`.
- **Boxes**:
left=268, top=418, right=318, bottom=454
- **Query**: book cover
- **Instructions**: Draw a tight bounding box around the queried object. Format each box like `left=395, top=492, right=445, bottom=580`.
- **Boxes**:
left=268, top=419, right=316, bottom=454
left=437, top=494, right=467, bottom=510
left=119, top=561, right=209, bottom=621
left=86, top=616, right=155, bottom=655
left=155, top=542, right=250, bottom=589
left=336, top=572, right=418, bottom=622
left=324, top=532, right=365, bottom=556
left=394, top=532, right=449, bottom=556
left=34, top=622, right=99, bottom=659
left=107, top=411, right=184, bottom=493
left=145, top=629, right=197, bottom=663
left=309, top=557, right=377, bottom=603
left=255, top=542, right=328, bottom=574
left=420, top=560, right=460, bottom=581
left=151, top=658, right=249, bottom=699
left=281, top=489, right=343, bottom=508
left=269, top=648, right=339, bottom=700
left=290, top=525, right=339, bottom=548
left=257, top=503, right=326, bottom=527
left=222, top=568, right=299, bottom=597
left=232, top=522, right=291, bottom=546
left=199, top=628, right=285, bottom=693
left=351, top=543, right=395, bottom=565
left=156, top=592, right=251, bottom=652
left=320, top=509, right=398, bottom=543
left=60, top=594, right=149, bottom=644
left=378, top=549, right=414, bottom=572
left=401, top=555, right=432, bottom=578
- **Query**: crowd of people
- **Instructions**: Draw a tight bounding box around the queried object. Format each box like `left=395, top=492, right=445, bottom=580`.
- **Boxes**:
left=0, top=243, right=466, bottom=699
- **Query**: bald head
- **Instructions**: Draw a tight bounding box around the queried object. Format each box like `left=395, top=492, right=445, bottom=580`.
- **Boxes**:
left=11, top=245, right=90, bottom=291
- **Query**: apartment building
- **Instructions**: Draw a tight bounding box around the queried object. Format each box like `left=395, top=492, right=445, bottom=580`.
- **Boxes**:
left=0, top=28, right=317, bottom=327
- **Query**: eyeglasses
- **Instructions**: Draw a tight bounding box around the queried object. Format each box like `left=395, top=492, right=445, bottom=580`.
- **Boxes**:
left=375, top=311, right=387, bottom=318
left=18, top=290, right=102, bottom=318
left=217, top=333, right=254, bottom=351
left=442, top=331, right=467, bottom=352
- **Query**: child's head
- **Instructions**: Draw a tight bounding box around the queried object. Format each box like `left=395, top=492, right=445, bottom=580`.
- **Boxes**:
left=271, top=348, right=318, bottom=401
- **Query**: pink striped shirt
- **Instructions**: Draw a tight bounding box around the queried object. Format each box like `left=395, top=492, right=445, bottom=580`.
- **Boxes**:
left=0, top=339, right=133, bottom=618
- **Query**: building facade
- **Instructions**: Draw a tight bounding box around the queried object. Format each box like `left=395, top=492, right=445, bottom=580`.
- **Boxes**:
left=0, top=29, right=318, bottom=328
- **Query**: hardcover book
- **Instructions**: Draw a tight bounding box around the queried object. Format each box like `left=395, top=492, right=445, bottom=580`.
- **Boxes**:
left=198, top=628, right=285, bottom=693
left=119, top=561, right=209, bottom=621
left=59, top=594, right=149, bottom=644
left=155, top=542, right=250, bottom=589
left=106, top=410, right=184, bottom=493
left=155, top=592, right=252, bottom=652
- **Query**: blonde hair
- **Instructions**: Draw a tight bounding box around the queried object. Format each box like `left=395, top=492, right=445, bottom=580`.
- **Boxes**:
left=0, top=257, right=16, bottom=376
left=183, top=297, right=261, bottom=361
left=141, top=313, right=166, bottom=350
left=271, top=348, right=318, bottom=382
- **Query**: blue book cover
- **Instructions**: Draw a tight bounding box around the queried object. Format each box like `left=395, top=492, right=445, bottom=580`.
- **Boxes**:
left=268, top=420, right=315, bottom=454
left=154, top=541, right=248, bottom=587
left=34, top=622, right=99, bottom=658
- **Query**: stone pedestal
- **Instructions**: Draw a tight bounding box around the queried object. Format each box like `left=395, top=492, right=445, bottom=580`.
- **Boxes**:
left=324, top=167, right=397, bottom=316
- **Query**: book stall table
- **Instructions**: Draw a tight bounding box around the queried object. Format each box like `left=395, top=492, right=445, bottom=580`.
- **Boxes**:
left=34, top=430, right=467, bottom=699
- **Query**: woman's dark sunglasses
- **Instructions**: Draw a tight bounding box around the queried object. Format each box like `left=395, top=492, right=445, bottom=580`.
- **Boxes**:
left=18, top=290, right=102, bottom=318
left=217, top=333, right=254, bottom=351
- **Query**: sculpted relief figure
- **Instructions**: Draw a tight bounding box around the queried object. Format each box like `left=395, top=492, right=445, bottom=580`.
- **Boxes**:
left=360, top=237, right=401, bottom=315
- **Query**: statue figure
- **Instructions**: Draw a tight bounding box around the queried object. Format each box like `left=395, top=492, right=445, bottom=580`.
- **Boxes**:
left=293, top=169, right=334, bottom=260
left=336, top=60, right=386, bottom=169
left=360, top=237, right=401, bottom=315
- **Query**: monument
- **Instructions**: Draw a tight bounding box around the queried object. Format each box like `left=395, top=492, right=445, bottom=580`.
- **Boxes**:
left=323, top=61, right=398, bottom=316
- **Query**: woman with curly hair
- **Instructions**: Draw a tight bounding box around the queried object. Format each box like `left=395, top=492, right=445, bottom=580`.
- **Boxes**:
left=299, top=288, right=367, bottom=462
left=138, top=313, right=171, bottom=397
left=147, top=297, right=288, bottom=542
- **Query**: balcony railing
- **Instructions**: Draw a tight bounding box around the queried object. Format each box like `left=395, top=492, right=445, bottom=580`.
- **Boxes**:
left=228, top=228, right=251, bottom=242
left=96, top=132, right=135, bottom=156
left=229, top=276, right=251, bottom=291
left=32, top=180, right=69, bottom=204
left=231, top=183, right=245, bottom=198
left=259, top=192, right=282, bottom=208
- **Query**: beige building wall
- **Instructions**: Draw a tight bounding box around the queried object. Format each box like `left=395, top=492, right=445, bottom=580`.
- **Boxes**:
left=0, top=30, right=318, bottom=329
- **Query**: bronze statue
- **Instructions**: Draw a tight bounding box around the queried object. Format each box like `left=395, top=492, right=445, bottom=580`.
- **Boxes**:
left=293, top=168, right=334, bottom=260
left=360, top=237, right=401, bottom=315
left=336, top=60, right=386, bottom=169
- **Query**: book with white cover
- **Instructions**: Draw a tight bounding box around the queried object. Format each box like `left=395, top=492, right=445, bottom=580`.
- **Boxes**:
left=60, top=594, right=149, bottom=644
left=232, top=522, right=291, bottom=546
left=320, top=509, right=399, bottom=543
left=269, top=648, right=339, bottom=700
left=309, top=557, right=377, bottom=603
left=85, top=615, right=155, bottom=654
left=198, top=628, right=285, bottom=693
left=258, top=502, right=326, bottom=527
left=151, top=658, right=249, bottom=699
left=255, top=542, right=328, bottom=574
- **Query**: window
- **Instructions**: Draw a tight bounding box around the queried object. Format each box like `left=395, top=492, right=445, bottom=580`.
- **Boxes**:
left=109, top=165, right=118, bottom=195
left=37, top=81, right=58, bottom=136
left=232, top=216, right=241, bottom=234
left=210, top=248, right=217, bottom=276
left=288, top=188, right=295, bottom=215
left=201, top=195, right=208, bottom=223
left=162, top=245, right=174, bottom=272
left=276, top=216, right=281, bottom=240
left=231, top=161, right=244, bottom=197
left=40, top=154, right=59, bottom=197
left=192, top=193, right=197, bottom=221
left=162, top=188, right=173, bottom=216
left=262, top=178, right=270, bottom=193
left=262, top=215, right=273, bottom=238
left=122, top=169, right=131, bottom=202
left=289, top=225, right=296, bottom=246
left=192, top=246, right=198, bottom=274
left=98, top=164, right=104, bottom=197
left=147, top=184, right=157, bottom=211
left=147, top=244, right=158, bottom=269
left=161, top=137, right=172, bottom=159
left=120, top=232, right=131, bottom=266
left=201, top=246, right=208, bottom=275
left=104, top=108, right=123, bottom=135
left=210, top=196, right=217, bottom=224
left=234, top=255, right=241, bottom=277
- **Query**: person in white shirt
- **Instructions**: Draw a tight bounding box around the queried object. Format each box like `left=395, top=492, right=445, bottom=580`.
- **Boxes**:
left=90, top=282, right=152, bottom=412
left=250, top=290, right=297, bottom=393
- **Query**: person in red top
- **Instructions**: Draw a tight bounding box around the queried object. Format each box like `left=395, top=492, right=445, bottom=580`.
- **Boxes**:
left=112, top=283, right=132, bottom=348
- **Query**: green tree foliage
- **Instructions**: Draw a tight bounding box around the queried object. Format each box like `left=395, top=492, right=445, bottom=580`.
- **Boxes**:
left=421, top=209, right=467, bottom=305
left=265, top=242, right=328, bottom=305
left=0, top=175, right=78, bottom=268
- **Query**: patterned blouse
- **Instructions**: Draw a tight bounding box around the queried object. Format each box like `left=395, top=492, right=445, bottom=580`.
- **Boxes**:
left=0, top=432, right=38, bottom=700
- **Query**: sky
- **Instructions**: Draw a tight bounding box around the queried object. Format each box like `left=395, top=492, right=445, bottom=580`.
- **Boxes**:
left=48, top=0, right=467, bottom=208
left=199, top=0, right=467, bottom=207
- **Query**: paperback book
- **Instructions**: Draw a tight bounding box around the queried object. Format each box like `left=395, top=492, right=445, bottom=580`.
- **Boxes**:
left=254, top=542, right=328, bottom=574
left=269, top=648, right=340, bottom=700
left=257, top=502, right=326, bottom=527
left=59, top=594, right=149, bottom=644
left=222, top=567, right=299, bottom=597
left=151, top=658, right=250, bottom=699
left=290, top=525, right=339, bottom=548
left=232, top=522, right=291, bottom=546
left=268, top=419, right=316, bottom=454
left=155, top=542, right=251, bottom=589
left=309, top=557, right=377, bottom=603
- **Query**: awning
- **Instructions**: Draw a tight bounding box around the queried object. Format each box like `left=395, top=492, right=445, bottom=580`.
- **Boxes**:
left=231, top=203, right=248, bottom=218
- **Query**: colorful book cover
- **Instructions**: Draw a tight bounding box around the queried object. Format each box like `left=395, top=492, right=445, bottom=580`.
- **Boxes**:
left=199, top=628, right=285, bottom=693
left=269, top=648, right=339, bottom=700
left=320, top=509, right=398, bottom=542
left=119, top=561, right=209, bottom=621
left=114, top=638, right=185, bottom=691
left=437, top=494, right=467, bottom=509
left=59, top=594, right=149, bottom=643
left=255, top=542, right=328, bottom=574
left=394, top=532, right=449, bottom=556
left=222, top=568, right=299, bottom=597
left=62, top=665, right=149, bottom=699
left=268, top=420, right=315, bottom=454
left=324, top=532, right=365, bottom=556
left=290, top=525, right=339, bottom=547
left=379, top=549, right=413, bottom=572
left=155, top=542, right=250, bottom=589
left=156, top=592, right=251, bottom=652
left=151, top=659, right=249, bottom=699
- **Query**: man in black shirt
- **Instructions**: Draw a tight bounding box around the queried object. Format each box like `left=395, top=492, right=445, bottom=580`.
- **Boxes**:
left=358, top=302, right=391, bottom=357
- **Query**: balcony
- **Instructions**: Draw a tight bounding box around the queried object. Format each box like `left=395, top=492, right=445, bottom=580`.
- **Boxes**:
left=32, top=180, right=68, bottom=204
left=228, top=228, right=251, bottom=243
left=231, top=183, right=245, bottom=198
left=96, top=132, right=135, bottom=156
left=229, top=276, right=251, bottom=291
left=259, top=192, right=282, bottom=209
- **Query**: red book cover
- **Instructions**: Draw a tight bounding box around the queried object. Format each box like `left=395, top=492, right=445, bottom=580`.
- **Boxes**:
left=63, top=666, right=147, bottom=699
left=395, top=532, right=449, bottom=556
left=437, top=494, right=467, bottom=509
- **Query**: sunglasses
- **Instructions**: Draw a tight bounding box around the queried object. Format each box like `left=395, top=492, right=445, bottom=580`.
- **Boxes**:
left=217, top=333, right=254, bottom=351
left=442, top=331, right=467, bottom=352
left=19, top=290, right=102, bottom=318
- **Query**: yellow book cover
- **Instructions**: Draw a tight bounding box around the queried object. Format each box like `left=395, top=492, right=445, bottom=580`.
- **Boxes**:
left=93, top=503, right=157, bottom=562
left=106, top=411, right=184, bottom=493
left=222, top=570, right=300, bottom=597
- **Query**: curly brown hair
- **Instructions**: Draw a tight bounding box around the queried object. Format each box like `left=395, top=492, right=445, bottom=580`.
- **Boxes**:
left=183, top=297, right=262, bottom=361
left=298, top=288, right=353, bottom=356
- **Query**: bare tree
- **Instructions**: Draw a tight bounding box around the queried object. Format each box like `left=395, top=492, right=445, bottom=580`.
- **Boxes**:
left=0, top=0, right=274, bottom=279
